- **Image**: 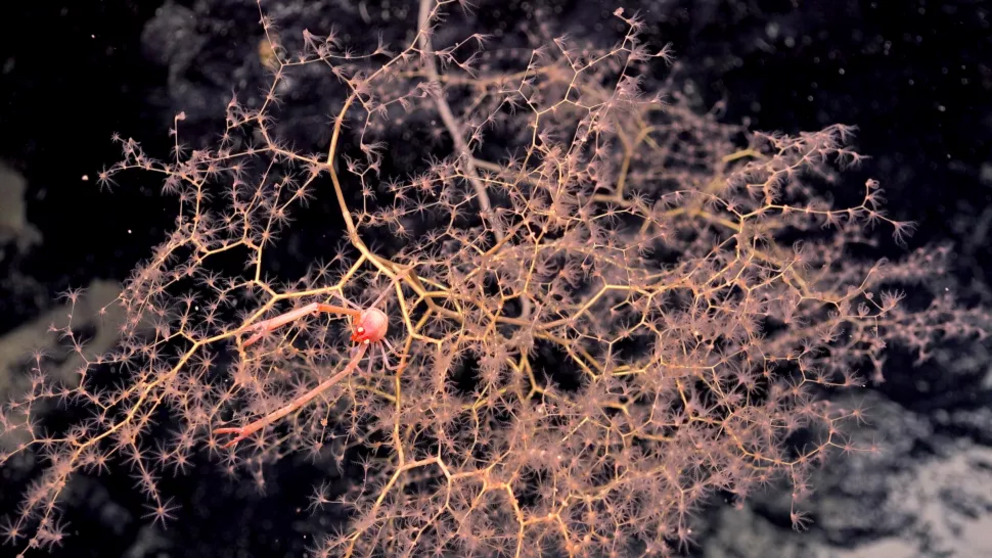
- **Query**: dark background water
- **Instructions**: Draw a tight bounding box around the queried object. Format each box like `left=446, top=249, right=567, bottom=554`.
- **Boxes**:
left=1, top=1, right=990, bottom=556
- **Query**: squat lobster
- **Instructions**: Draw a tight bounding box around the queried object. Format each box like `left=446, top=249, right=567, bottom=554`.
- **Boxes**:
left=241, top=302, right=388, bottom=347
left=214, top=285, right=396, bottom=449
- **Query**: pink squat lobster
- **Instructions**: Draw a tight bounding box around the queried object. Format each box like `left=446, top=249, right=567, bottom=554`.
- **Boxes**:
left=213, top=291, right=393, bottom=449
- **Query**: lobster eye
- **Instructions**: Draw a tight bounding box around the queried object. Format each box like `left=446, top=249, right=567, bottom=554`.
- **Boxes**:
left=357, top=326, right=365, bottom=334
